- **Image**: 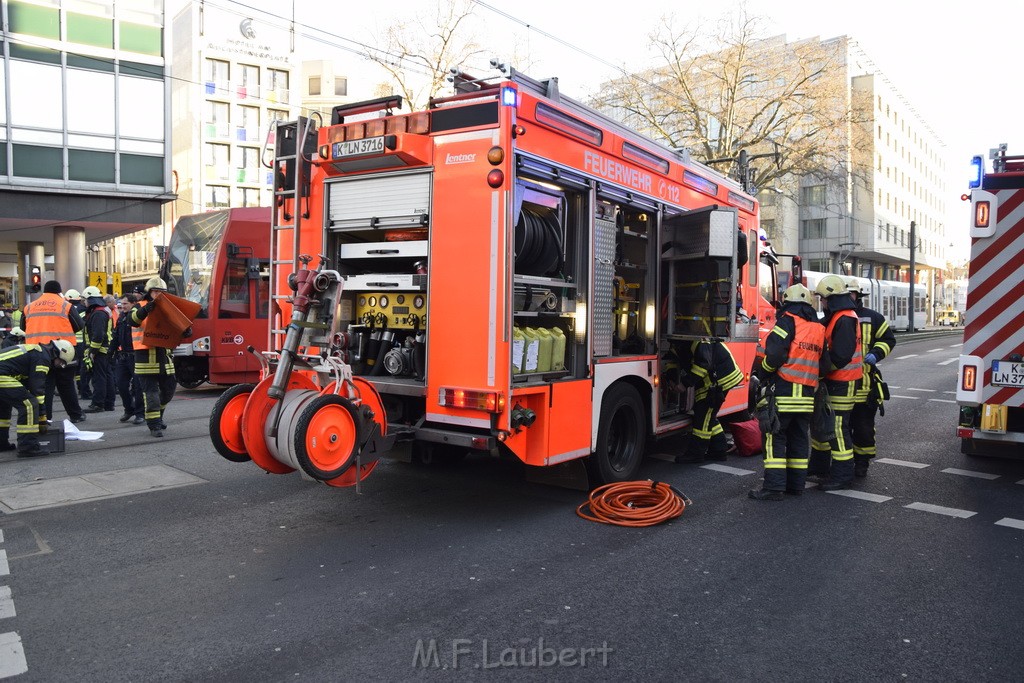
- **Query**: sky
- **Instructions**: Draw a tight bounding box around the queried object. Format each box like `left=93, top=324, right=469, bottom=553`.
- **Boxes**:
left=206, top=0, right=1024, bottom=259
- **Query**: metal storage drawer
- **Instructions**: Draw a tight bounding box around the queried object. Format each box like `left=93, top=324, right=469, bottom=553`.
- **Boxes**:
left=338, top=241, right=428, bottom=259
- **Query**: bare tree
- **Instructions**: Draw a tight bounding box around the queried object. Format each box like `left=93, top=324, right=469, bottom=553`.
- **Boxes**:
left=594, top=10, right=865, bottom=192
left=364, top=0, right=488, bottom=110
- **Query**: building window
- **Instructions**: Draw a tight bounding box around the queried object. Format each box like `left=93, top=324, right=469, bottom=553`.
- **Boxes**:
left=335, top=77, right=347, bottom=97
left=120, top=154, right=162, bottom=187
left=239, top=187, right=261, bottom=207
left=205, top=143, right=230, bottom=181
left=8, top=1, right=59, bottom=40
left=206, top=59, right=229, bottom=95
left=237, top=105, right=260, bottom=142
left=268, top=69, right=289, bottom=104
left=800, top=219, right=825, bottom=239
left=308, top=76, right=321, bottom=96
left=206, top=185, right=230, bottom=209
left=205, top=101, right=229, bottom=139
left=238, top=64, right=259, bottom=99
left=808, top=259, right=831, bottom=272
left=800, top=185, right=825, bottom=205
left=119, top=21, right=161, bottom=56
left=68, top=11, right=113, bottom=49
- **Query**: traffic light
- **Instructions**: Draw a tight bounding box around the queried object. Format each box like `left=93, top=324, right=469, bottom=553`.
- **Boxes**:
left=26, top=266, right=41, bottom=293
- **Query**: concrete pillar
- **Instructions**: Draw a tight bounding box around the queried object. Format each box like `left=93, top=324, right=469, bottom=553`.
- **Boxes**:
left=53, top=226, right=87, bottom=295
left=16, top=241, right=45, bottom=308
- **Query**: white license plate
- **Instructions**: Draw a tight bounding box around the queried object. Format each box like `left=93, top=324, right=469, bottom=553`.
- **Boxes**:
left=334, top=137, right=385, bottom=158
left=992, top=360, right=1024, bottom=387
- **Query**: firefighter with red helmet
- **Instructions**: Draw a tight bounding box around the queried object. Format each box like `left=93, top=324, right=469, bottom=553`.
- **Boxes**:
left=749, top=283, right=826, bottom=500
left=844, top=277, right=896, bottom=477
left=808, top=275, right=863, bottom=490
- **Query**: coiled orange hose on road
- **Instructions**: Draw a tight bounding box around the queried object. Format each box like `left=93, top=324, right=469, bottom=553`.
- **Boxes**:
left=576, top=480, right=688, bottom=527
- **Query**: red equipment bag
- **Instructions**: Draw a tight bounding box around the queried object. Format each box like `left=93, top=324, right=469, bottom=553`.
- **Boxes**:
left=727, top=419, right=763, bottom=456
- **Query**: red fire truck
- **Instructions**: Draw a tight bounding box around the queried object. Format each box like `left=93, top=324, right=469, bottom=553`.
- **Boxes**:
left=957, top=145, right=1024, bottom=456
left=209, top=67, right=784, bottom=487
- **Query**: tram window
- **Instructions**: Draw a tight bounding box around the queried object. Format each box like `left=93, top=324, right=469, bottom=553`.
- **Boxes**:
left=219, top=258, right=250, bottom=319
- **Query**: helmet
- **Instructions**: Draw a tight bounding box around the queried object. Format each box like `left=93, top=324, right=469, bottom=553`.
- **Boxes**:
left=64, top=289, right=81, bottom=301
left=782, top=284, right=812, bottom=304
left=52, top=339, right=75, bottom=364
left=145, top=276, right=168, bottom=293
left=82, top=285, right=102, bottom=298
left=814, top=274, right=848, bottom=299
left=8, top=327, right=24, bottom=338
left=843, top=276, right=868, bottom=296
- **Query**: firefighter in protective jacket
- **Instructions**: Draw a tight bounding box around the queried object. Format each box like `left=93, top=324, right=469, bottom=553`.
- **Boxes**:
left=129, top=277, right=179, bottom=438
left=844, top=277, right=896, bottom=477
left=0, top=340, right=75, bottom=457
left=749, top=284, right=826, bottom=500
left=674, top=338, right=744, bottom=463
left=809, top=275, right=863, bottom=490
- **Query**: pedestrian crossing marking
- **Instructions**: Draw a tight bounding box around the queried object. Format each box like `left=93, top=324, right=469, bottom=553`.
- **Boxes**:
left=904, top=502, right=977, bottom=519
left=875, top=458, right=929, bottom=469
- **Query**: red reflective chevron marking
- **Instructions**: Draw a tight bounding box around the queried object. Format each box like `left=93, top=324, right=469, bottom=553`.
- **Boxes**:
left=969, top=206, right=1024, bottom=275
left=997, top=187, right=1024, bottom=223
left=987, top=384, right=1024, bottom=408
left=965, top=288, right=1023, bottom=358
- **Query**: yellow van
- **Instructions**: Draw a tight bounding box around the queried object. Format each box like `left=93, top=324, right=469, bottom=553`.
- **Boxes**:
left=937, top=310, right=964, bottom=327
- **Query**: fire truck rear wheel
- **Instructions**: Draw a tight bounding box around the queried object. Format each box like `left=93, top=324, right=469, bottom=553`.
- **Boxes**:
left=292, top=394, right=364, bottom=480
left=587, top=383, right=646, bottom=485
left=209, top=383, right=256, bottom=463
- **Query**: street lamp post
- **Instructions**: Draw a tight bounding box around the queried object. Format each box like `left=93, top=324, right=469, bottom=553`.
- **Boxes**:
left=908, top=220, right=917, bottom=333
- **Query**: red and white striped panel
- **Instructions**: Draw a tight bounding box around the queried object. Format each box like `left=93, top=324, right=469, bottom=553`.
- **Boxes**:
left=964, top=188, right=1024, bottom=407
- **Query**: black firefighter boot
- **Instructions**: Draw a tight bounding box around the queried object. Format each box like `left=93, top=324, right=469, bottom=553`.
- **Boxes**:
left=675, top=436, right=710, bottom=464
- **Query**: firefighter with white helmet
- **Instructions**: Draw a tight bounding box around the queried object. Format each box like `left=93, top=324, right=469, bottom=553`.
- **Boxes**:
left=843, top=276, right=896, bottom=477
left=0, top=339, right=75, bottom=457
left=749, top=283, right=826, bottom=500
left=128, top=276, right=182, bottom=437
left=83, top=286, right=115, bottom=413
left=808, top=274, right=863, bottom=490
left=66, top=287, right=91, bottom=403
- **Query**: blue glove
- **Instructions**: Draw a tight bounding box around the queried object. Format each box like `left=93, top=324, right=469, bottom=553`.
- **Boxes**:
left=865, top=353, right=878, bottom=366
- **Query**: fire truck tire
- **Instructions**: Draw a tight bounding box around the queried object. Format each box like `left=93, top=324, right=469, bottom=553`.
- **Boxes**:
left=178, top=375, right=208, bottom=390
left=209, top=383, right=256, bottom=462
left=587, top=383, right=647, bottom=485
left=292, top=394, right=364, bottom=480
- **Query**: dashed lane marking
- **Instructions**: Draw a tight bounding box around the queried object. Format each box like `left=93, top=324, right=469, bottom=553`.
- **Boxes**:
left=904, top=502, right=977, bottom=519
left=0, top=632, right=27, bottom=678
left=927, top=348, right=943, bottom=353
left=938, top=358, right=959, bottom=366
left=948, top=343, right=963, bottom=348
left=891, top=395, right=920, bottom=399
left=825, top=490, right=892, bottom=503
left=0, top=587, right=13, bottom=620
left=928, top=399, right=956, bottom=404
left=907, top=388, right=937, bottom=392
left=0, top=552, right=7, bottom=578
left=1018, top=479, right=1024, bottom=486
left=995, top=518, right=1024, bottom=531
left=943, top=391, right=956, bottom=394
left=941, top=468, right=1000, bottom=480
left=699, top=464, right=756, bottom=476
left=875, top=458, right=930, bottom=469
left=895, top=354, right=919, bottom=360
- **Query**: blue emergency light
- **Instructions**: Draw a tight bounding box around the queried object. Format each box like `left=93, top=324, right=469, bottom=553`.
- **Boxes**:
left=501, top=86, right=517, bottom=107
left=968, top=155, right=983, bottom=188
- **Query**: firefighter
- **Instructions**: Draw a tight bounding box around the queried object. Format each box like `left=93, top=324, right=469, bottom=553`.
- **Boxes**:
left=111, top=294, right=145, bottom=424
left=129, top=277, right=180, bottom=437
left=65, top=289, right=91, bottom=401
left=0, top=339, right=76, bottom=457
left=845, top=277, right=896, bottom=478
left=674, top=338, right=744, bottom=464
left=808, top=275, right=863, bottom=491
left=82, top=286, right=115, bottom=413
left=24, top=281, right=86, bottom=425
left=749, top=284, right=826, bottom=500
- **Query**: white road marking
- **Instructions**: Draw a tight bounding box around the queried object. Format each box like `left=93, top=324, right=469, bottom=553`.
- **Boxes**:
left=891, top=395, right=920, bottom=399
left=0, top=588, right=13, bottom=620
left=825, top=490, right=892, bottom=503
left=941, top=468, right=999, bottom=480
left=1018, top=479, right=1024, bottom=486
left=948, top=343, right=963, bottom=348
left=0, top=552, right=7, bottom=578
left=938, top=358, right=959, bottom=366
left=943, top=391, right=956, bottom=395
left=0, top=632, right=27, bottom=678
left=928, top=399, right=957, bottom=404
left=995, top=518, right=1024, bottom=531
left=699, top=464, right=755, bottom=476
left=875, top=458, right=930, bottom=469
left=896, top=354, right=919, bottom=360
left=904, top=502, right=977, bottom=518
left=927, top=348, right=943, bottom=353
left=889, top=386, right=900, bottom=389
left=907, top=388, right=937, bottom=392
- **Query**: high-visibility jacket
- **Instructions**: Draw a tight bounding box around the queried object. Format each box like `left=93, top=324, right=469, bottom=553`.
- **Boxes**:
left=85, top=305, right=113, bottom=354
left=681, top=339, right=743, bottom=402
left=10, top=310, right=23, bottom=328
left=761, top=304, right=825, bottom=412
left=129, top=301, right=174, bottom=375
left=24, top=293, right=76, bottom=346
left=824, top=309, right=863, bottom=382
left=854, top=306, right=896, bottom=401
left=0, top=343, right=50, bottom=408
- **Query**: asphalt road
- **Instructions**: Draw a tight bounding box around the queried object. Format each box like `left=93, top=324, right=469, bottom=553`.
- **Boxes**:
left=1, top=329, right=1022, bottom=681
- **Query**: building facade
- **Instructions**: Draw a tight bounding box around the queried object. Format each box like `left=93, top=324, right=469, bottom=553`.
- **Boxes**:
left=0, top=0, right=172, bottom=304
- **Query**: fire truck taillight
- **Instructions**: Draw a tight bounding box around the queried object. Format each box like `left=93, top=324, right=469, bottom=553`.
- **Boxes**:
left=346, top=122, right=365, bottom=141
left=487, top=146, right=504, bottom=164
left=438, top=387, right=505, bottom=412
left=974, top=200, right=990, bottom=228
left=365, top=119, right=385, bottom=137
left=318, top=144, right=330, bottom=159
left=408, top=112, right=429, bottom=134
left=386, top=117, right=407, bottom=135
left=961, top=364, right=978, bottom=392
left=487, top=169, right=504, bottom=188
